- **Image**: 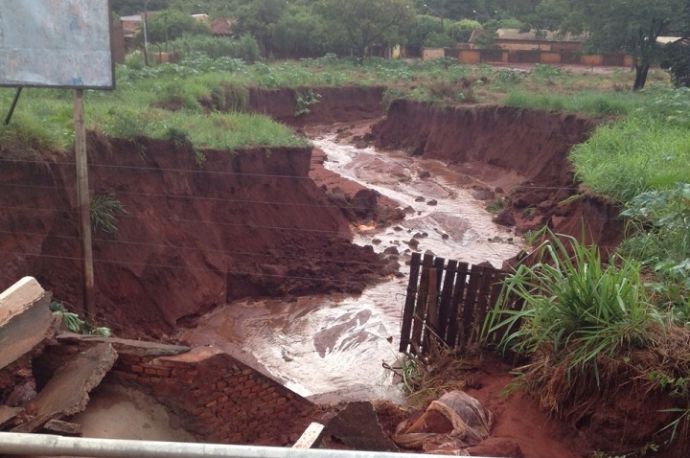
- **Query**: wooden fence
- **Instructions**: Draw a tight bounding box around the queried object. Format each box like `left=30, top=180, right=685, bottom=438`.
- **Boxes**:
left=399, top=252, right=515, bottom=356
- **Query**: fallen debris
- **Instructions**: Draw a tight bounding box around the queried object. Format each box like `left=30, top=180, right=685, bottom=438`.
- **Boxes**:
left=43, top=419, right=82, bottom=436
left=322, top=402, right=399, bottom=452
left=12, top=343, right=118, bottom=433
left=292, top=422, right=325, bottom=449
left=393, top=391, right=492, bottom=454
left=0, top=277, right=55, bottom=372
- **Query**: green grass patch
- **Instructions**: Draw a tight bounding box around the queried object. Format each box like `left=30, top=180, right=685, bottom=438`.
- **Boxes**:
left=503, top=90, right=644, bottom=116
left=570, top=89, right=690, bottom=202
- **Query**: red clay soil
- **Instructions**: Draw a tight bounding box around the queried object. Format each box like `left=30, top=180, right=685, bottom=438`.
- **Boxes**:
left=463, top=357, right=591, bottom=458
left=0, top=135, right=389, bottom=339
left=248, top=86, right=386, bottom=127
left=372, top=100, right=624, bottom=250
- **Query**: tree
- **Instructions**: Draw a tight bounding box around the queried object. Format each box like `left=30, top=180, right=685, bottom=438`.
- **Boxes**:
left=447, top=19, right=483, bottom=43
left=233, top=0, right=288, bottom=55
left=318, top=0, right=415, bottom=59
left=270, top=5, right=328, bottom=57
left=111, top=0, right=168, bottom=16
left=406, top=15, right=446, bottom=52
left=557, top=0, right=685, bottom=90
left=143, top=9, right=210, bottom=43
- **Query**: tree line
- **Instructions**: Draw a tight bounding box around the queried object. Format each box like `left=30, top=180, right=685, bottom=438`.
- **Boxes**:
left=113, top=0, right=690, bottom=89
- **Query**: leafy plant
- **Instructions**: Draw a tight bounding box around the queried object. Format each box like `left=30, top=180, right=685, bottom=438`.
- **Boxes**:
left=49, top=302, right=111, bottom=337
left=294, top=90, right=321, bottom=117
left=90, top=194, right=127, bottom=234
left=483, top=232, right=661, bottom=378
left=486, top=198, right=505, bottom=214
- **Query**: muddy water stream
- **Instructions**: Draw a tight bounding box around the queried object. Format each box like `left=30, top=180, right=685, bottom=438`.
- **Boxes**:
left=180, top=135, right=522, bottom=404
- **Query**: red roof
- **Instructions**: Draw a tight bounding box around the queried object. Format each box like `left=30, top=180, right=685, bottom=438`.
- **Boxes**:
left=211, top=18, right=233, bottom=36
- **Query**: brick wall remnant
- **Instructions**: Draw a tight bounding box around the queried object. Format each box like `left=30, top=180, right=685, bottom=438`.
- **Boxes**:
left=112, top=346, right=318, bottom=446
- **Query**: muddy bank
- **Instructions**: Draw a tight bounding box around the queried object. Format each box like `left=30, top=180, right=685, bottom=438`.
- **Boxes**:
left=249, top=86, right=386, bottom=127
left=372, top=100, right=623, bottom=249
left=0, top=135, right=388, bottom=338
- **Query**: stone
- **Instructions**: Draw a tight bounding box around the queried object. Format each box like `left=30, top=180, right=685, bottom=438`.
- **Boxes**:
left=322, top=402, right=399, bottom=452
left=472, top=189, right=496, bottom=201
left=494, top=210, right=516, bottom=227
left=383, top=247, right=399, bottom=255
left=418, top=171, right=431, bottom=179
left=427, top=200, right=438, bottom=206
left=415, top=196, right=426, bottom=203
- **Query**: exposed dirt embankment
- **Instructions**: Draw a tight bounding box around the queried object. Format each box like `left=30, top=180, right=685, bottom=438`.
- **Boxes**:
left=249, top=86, right=386, bottom=127
left=0, top=135, right=387, bottom=338
left=372, top=100, right=623, bottom=249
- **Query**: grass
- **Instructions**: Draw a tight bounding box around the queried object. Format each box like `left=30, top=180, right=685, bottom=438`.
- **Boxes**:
left=570, top=89, right=690, bottom=202
left=90, top=194, right=127, bottom=234
left=503, top=90, right=645, bottom=116
left=0, top=56, right=676, bottom=153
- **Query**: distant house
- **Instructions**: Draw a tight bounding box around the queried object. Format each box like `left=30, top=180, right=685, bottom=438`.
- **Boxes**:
left=471, top=28, right=587, bottom=52
left=657, top=36, right=684, bottom=45
left=120, top=14, right=143, bottom=50
left=210, top=18, right=234, bottom=37
left=192, top=14, right=210, bottom=24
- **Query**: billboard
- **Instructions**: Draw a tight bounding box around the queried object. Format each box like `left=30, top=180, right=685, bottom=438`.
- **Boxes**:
left=0, top=0, right=114, bottom=89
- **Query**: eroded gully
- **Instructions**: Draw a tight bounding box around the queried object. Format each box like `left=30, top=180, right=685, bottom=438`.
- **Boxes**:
left=179, top=133, right=523, bottom=404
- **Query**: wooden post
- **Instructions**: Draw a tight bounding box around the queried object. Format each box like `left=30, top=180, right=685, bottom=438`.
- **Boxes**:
left=73, top=89, right=96, bottom=321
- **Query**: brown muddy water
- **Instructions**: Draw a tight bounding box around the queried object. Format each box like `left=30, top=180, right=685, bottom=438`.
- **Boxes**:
left=179, top=135, right=523, bottom=404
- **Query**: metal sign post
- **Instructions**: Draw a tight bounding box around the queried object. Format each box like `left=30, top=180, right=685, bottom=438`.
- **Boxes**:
left=73, top=90, right=96, bottom=320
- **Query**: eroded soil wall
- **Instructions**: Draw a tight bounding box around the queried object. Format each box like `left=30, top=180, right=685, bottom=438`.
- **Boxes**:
left=372, top=100, right=623, bottom=249
left=249, top=86, right=386, bottom=127
left=0, top=135, right=385, bottom=338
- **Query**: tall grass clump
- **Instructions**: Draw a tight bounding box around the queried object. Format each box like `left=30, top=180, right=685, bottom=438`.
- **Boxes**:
left=90, top=194, right=127, bottom=234
left=484, top=232, right=661, bottom=375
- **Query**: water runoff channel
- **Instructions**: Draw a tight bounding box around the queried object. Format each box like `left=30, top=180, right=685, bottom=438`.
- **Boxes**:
left=180, top=134, right=523, bottom=404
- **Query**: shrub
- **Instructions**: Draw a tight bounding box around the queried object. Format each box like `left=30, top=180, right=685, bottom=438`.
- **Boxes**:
left=484, top=232, right=661, bottom=375
left=142, top=9, right=210, bottom=44
left=170, top=34, right=261, bottom=63
left=294, top=90, right=321, bottom=117
left=446, top=19, right=482, bottom=43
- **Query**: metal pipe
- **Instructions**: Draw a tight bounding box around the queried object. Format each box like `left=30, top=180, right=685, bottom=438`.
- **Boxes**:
left=0, top=433, right=494, bottom=458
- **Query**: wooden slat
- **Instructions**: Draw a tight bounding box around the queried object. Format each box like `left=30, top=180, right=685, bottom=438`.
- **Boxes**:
left=459, top=265, right=483, bottom=349
left=445, top=262, right=469, bottom=348
left=410, top=254, right=434, bottom=354
left=437, top=260, right=458, bottom=342
left=293, top=423, right=325, bottom=449
left=424, top=267, right=440, bottom=351
left=426, top=257, right=445, bottom=333
left=471, top=268, right=496, bottom=345
left=486, top=272, right=507, bottom=344
left=399, top=252, right=422, bottom=353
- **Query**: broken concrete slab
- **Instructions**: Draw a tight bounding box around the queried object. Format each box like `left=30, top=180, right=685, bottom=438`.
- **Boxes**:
left=12, top=343, right=118, bottom=433
left=43, top=419, right=82, bottom=436
left=57, top=333, right=190, bottom=358
left=0, top=277, right=46, bottom=327
left=0, top=279, right=55, bottom=371
left=0, top=405, right=22, bottom=428
left=322, top=402, right=399, bottom=452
